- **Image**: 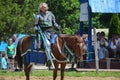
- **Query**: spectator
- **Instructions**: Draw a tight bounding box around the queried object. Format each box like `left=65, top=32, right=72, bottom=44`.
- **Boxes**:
left=12, top=34, right=18, bottom=42
left=96, top=32, right=101, bottom=41
left=1, top=53, right=7, bottom=70
left=97, top=31, right=109, bottom=60
left=82, top=34, right=89, bottom=67
left=6, top=38, right=16, bottom=71
left=109, top=33, right=120, bottom=58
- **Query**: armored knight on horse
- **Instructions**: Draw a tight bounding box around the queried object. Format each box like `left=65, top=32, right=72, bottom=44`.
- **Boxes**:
left=15, top=2, right=84, bottom=80
left=34, top=2, right=60, bottom=49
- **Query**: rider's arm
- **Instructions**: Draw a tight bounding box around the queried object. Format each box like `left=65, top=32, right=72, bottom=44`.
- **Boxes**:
left=34, top=14, right=40, bottom=30
left=51, top=13, right=61, bottom=30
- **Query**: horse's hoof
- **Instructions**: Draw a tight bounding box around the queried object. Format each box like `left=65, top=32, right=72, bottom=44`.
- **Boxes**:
left=46, top=60, right=52, bottom=67
left=14, top=69, right=19, bottom=71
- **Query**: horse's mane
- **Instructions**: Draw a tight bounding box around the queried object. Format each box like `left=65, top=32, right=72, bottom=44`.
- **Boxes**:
left=60, top=34, right=84, bottom=49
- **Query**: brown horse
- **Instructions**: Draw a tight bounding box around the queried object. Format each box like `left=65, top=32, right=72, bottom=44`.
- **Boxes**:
left=52, top=34, right=84, bottom=80
left=15, top=34, right=84, bottom=80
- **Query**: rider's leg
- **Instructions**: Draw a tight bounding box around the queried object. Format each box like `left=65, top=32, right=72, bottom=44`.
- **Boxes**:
left=44, top=36, right=52, bottom=67
left=35, top=30, right=42, bottom=50
left=42, top=33, right=51, bottom=60
left=50, top=33, right=58, bottom=48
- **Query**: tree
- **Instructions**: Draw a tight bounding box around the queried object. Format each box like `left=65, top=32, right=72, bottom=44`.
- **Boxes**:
left=0, top=0, right=80, bottom=40
left=0, top=0, right=40, bottom=40
left=109, top=14, right=120, bottom=38
left=47, top=0, right=80, bottom=34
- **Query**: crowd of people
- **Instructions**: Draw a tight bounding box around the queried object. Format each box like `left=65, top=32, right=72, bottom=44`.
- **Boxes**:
left=1, top=33, right=27, bottom=71
left=82, top=31, right=120, bottom=62
left=1, top=32, right=120, bottom=70
left=97, top=31, right=120, bottom=59
left=1, top=37, right=17, bottom=71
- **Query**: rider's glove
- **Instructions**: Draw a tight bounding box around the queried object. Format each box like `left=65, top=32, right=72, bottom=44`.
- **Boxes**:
left=34, top=26, right=38, bottom=30
left=34, top=24, right=38, bottom=30
left=56, top=25, right=61, bottom=31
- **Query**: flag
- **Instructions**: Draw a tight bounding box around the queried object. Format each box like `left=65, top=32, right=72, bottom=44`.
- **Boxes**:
left=80, top=0, right=88, bottom=21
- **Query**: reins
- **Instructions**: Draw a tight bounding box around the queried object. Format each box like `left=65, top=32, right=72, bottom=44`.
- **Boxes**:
left=51, top=37, right=69, bottom=63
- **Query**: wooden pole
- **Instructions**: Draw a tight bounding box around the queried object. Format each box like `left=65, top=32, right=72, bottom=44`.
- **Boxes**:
left=93, top=28, right=99, bottom=73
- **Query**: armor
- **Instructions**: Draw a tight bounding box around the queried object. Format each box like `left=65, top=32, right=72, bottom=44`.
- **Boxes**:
left=34, top=11, right=60, bottom=31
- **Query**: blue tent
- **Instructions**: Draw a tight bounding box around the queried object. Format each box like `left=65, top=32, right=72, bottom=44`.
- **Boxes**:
left=0, top=41, right=8, bottom=69
left=89, top=0, right=120, bottom=13
left=0, top=41, right=8, bottom=52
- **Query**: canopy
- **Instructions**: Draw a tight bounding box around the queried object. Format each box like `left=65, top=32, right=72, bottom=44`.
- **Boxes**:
left=89, top=0, right=120, bottom=13
left=0, top=41, right=8, bottom=52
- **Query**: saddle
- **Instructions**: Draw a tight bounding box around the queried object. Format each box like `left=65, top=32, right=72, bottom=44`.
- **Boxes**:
left=35, top=32, right=58, bottom=50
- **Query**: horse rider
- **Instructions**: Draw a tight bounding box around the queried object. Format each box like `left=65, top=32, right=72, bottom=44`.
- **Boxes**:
left=34, top=2, right=61, bottom=50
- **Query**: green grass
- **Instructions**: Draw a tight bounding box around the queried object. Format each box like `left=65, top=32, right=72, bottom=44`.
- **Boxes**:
left=0, top=70, right=120, bottom=78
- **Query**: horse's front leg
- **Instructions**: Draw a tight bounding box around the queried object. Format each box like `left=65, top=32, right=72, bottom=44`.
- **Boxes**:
left=77, top=57, right=83, bottom=68
left=61, top=62, right=66, bottom=80
left=24, top=64, right=33, bottom=80
left=53, top=61, right=59, bottom=80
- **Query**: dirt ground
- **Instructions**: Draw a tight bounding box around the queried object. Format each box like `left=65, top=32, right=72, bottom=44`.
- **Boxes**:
left=0, top=76, right=120, bottom=80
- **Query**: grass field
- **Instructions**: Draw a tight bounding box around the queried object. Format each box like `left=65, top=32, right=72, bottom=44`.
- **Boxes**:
left=0, top=69, right=120, bottom=80
left=0, top=69, right=120, bottom=77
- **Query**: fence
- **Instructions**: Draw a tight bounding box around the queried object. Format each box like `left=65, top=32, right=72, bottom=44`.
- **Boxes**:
left=0, top=50, right=46, bottom=70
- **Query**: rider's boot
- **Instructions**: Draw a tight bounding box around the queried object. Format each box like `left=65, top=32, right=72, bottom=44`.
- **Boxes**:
left=51, top=43, right=53, bottom=49
left=35, top=33, right=42, bottom=50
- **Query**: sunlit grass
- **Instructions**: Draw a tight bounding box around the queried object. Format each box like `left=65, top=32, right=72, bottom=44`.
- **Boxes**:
left=0, top=69, right=120, bottom=77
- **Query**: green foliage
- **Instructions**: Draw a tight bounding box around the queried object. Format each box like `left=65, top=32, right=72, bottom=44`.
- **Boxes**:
left=92, top=13, right=103, bottom=28
left=109, top=14, right=120, bottom=37
left=1, top=0, right=120, bottom=41
left=0, top=0, right=80, bottom=40
left=99, top=13, right=113, bottom=28
left=62, top=27, right=75, bottom=34
left=47, top=0, right=80, bottom=34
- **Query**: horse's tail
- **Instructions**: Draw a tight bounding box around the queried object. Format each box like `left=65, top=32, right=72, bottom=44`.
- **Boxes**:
left=15, top=36, right=32, bottom=70
left=15, top=49, right=23, bottom=70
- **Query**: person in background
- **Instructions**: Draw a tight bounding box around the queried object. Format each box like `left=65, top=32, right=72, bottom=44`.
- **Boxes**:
left=97, top=31, right=109, bottom=60
left=12, top=34, right=17, bottom=42
left=1, top=53, right=7, bottom=70
left=96, top=32, right=101, bottom=41
left=109, top=33, right=120, bottom=58
left=82, top=34, right=89, bottom=67
left=6, top=38, right=16, bottom=71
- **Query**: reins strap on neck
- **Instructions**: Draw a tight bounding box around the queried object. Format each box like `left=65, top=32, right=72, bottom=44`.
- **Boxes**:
left=56, top=37, right=67, bottom=60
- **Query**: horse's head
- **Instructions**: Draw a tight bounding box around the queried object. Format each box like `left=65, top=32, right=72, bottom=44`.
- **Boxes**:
left=74, top=35, right=84, bottom=60
left=65, top=34, right=85, bottom=60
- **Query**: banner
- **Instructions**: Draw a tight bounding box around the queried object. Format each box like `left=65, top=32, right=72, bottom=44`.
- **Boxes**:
left=80, top=1, right=88, bottom=21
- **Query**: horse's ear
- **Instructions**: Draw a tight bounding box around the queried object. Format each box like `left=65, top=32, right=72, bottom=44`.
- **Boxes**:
left=75, top=36, right=79, bottom=42
left=75, top=35, right=83, bottom=43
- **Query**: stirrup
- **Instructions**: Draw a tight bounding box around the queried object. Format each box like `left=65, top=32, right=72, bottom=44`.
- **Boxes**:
left=51, top=43, right=53, bottom=49
left=46, top=60, right=51, bottom=67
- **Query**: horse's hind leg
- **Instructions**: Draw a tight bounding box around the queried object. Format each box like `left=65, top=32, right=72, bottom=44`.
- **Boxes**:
left=61, top=62, right=66, bottom=80
left=25, top=64, right=33, bottom=80
left=53, top=61, right=59, bottom=80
